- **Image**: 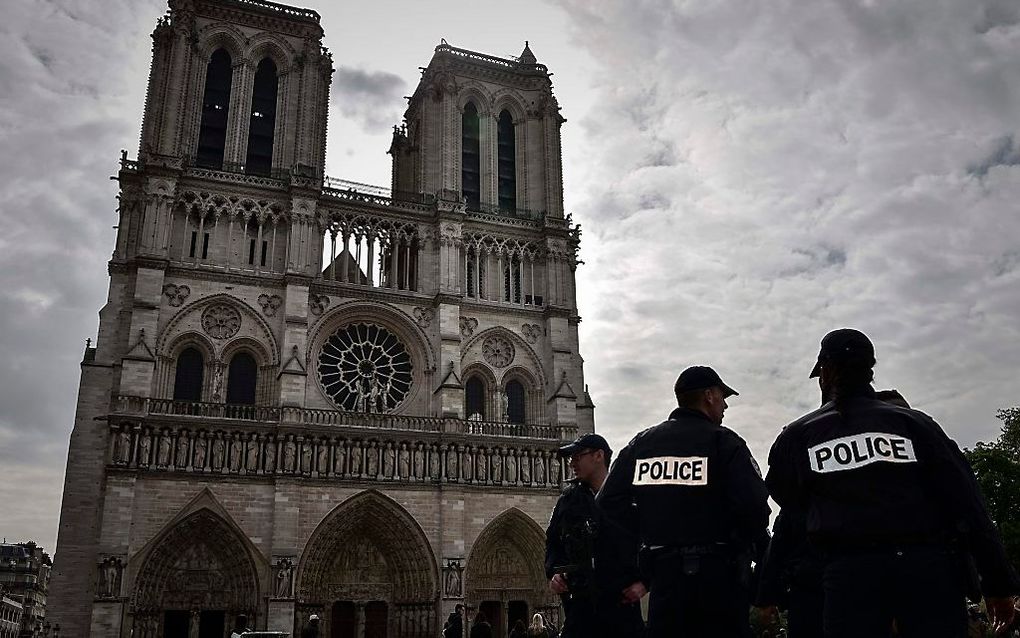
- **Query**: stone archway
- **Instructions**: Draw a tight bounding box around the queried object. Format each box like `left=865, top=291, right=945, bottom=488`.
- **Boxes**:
left=297, top=490, right=439, bottom=638
left=464, top=509, right=557, bottom=638
left=131, top=508, right=261, bottom=638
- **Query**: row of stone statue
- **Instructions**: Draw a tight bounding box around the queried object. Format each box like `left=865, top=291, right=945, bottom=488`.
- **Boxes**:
left=109, top=424, right=567, bottom=486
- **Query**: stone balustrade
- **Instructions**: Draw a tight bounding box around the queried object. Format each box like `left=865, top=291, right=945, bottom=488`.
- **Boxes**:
left=106, top=419, right=569, bottom=488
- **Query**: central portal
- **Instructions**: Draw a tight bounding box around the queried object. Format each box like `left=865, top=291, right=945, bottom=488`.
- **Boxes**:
left=329, top=601, right=389, bottom=638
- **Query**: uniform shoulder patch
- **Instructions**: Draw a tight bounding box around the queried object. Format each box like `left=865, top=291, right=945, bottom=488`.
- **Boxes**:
left=633, top=456, right=708, bottom=486
left=808, top=432, right=917, bottom=474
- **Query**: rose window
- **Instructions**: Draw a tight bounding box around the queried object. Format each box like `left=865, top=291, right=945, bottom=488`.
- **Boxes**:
left=482, top=335, right=515, bottom=368
left=317, top=323, right=413, bottom=412
left=201, top=304, right=241, bottom=339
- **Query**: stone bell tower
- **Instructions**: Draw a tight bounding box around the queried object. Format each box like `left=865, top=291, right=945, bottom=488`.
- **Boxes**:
left=50, top=1, right=593, bottom=636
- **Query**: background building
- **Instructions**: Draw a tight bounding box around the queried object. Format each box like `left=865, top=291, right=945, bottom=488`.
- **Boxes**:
left=48, top=0, right=592, bottom=636
left=0, top=542, right=51, bottom=637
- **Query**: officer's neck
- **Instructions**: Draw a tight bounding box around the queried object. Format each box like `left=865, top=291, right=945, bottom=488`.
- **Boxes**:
left=588, top=466, right=608, bottom=492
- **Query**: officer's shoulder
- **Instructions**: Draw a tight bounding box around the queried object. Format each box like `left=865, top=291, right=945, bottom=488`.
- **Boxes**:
left=559, top=478, right=584, bottom=496
left=623, top=419, right=673, bottom=448
left=779, top=402, right=837, bottom=437
left=716, top=424, right=751, bottom=449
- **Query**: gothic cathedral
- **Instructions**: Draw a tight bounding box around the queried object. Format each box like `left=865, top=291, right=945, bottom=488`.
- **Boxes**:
left=48, top=1, right=593, bottom=636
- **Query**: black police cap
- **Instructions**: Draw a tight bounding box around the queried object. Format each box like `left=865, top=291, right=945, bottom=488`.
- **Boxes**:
left=674, top=366, right=738, bottom=398
left=557, top=433, right=612, bottom=458
left=809, top=328, right=876, bottom=378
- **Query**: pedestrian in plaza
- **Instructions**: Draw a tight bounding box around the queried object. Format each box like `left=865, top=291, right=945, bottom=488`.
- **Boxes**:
left=598, top=366, right=771, bottom=637
left=546, top=433, right=646, bottom=638
left=766, top=328, right=1019, bottom=638
left=470, top=611, right=493, bottom=638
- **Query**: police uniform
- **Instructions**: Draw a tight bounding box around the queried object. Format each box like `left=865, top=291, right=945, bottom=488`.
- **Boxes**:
left=766, top=329, right=1019, bottom=638
left=545, top=436, right=644, bottom=638
left=597, top=368, right=770, bottom=638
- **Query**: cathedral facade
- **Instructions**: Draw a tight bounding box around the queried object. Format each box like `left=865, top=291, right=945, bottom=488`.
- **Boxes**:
left=48, top=1, right=593, bottom=637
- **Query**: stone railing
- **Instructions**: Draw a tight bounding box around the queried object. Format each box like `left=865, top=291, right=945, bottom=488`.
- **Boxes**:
left=106, top=421, right=569, bottom=488
left=225, top=0, right=320, bottom=22
left=434, top=43, right=548, bottom=73
left=112, top=396, right=575, bottom=442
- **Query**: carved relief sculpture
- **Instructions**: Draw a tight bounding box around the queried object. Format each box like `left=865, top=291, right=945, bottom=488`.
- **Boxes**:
left=137, top=428, right=152, bottom=466
left=383, top=442, right=395, bottom=478
left=157, top=430, right=172, bottom=467
left=274, top=558, right=295, bottom=599
left=96, top=556, right=124, bottom=599
left=193, top=432, right=207, bottom=469
left=245, top=433, right=259, bottom=473
left=442, top=559, right=464, bottom=598
left=521, top=323, right=542, bottom=344
left=263, top=435, right=276, bottom=473
left=257, top=293, right=283, bottom=317
left=211, top=434, right=225, bottom=470
left=201, top=304, right=242, bottom=340
left=413, top=306, right=434, bottom=328
left=459, top=317, right=478, bottom=337
left=316, top=438, right=329, bottom=475
left=283, top=437, right=296, bottom=472
left=175, top=431, right=190, bottom=468
left=309, top=294, right=330, bottom=316
left=162, top=284, right=191, bottom=307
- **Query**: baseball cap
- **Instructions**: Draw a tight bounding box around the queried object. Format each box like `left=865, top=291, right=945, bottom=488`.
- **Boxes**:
left=557, top=433, right=612, bottom=458
left=809, top=328, right=876, bottom=378
left=674, top=366, right=738, bottom=398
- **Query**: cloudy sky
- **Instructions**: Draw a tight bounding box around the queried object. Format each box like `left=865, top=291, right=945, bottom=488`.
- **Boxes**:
left=2, top=0, right=1019, bottom=550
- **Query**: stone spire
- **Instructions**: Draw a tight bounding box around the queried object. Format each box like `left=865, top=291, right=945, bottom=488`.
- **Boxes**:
left=519, top=41, right=537, bottom=65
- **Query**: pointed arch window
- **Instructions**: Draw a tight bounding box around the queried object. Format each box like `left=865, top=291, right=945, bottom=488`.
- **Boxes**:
left=196, top=49, right=233, bottom=170
left=461, top=102, right=481, bottom=210
left=497, top=109, right=516, bottom=212
left=226, top=352, right=258, bottom=405
left=246, top=58, right=278, bottom=177
left=506, top=379, right=526, bottom=424
left=465, top=376, right=486, bottom=420
left=173, top=348, right=204, bottom=401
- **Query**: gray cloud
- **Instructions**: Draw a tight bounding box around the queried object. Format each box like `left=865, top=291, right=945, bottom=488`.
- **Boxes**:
left=559, top=0, right=1020, bottom=466
left=332, top=67, right=408, bottom=133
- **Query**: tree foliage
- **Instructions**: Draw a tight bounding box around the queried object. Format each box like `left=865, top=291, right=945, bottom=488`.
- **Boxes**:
left=964, top=407, right=1020, bottom=574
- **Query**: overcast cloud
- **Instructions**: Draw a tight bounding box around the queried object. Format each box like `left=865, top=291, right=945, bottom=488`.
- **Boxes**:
left=1, top=0, right=1019, bottom=549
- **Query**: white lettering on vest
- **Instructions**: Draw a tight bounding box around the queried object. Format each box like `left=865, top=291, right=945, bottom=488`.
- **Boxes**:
left=632, top=456, right=709, bottom=486
left=808, top=432, right=917, bottom=474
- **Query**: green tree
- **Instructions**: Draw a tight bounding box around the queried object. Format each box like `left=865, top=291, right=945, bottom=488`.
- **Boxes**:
left=964, top=407, right=1020, bottom=574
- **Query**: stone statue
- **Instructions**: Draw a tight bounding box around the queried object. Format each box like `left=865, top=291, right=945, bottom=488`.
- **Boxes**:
left=283, top=439, right=296, bottom=472
left=350, top=441, right=363, bottom=475
left=506, top=451, right=517, bottom=484
left=229, top=435, right=242, bottom=472
left=193, top=433, right=207, bottom=469
left=137, top=430, right=151, bottom=466
left=534, top=453, right=545, bottom=484
left=521, top=450, right=531, bottom=483
left=212, top=362, right=224, bottom=400
left=114, top=428, right=132, bottom=464
left=429, top=444, right=441, bottom=480
left=300, top=438, right=312, bottom=474
left=445, top=445, right=458, bottom=480
left=550, top=455, right=562, bottom=483
left=157, top=431, right=172, bottom=467
left=383, top=442, right=395, bottom=478
left=356, top=378, right=370, bottom=412
left=211, top=436, right=225, bottom=470
left=246, top=434, right=259, bottom=472
left=275, top=559, right=294, bottom=598
left=368, top=375, right=382, bottom=413
left=175, top=432, right=190, bottom=468
left=476, top=449, right=488, bottom=482
left=334, top=440, right=347, bottom=476
left=491, top=449, right=503, bottom=483
left=263, top=435, right=276, bottom=473
left=412, top=442, right=424, bottom=479
left=366, top=441, right=379, bottom=476
left=462, top=447, right=474, bottom=481
left=98, top=557, right=121, bottom=598
left=398, top=442, right=410, bottom=478
left=500, top=390, right=509, bottom=422
left=316, top=439, right=329, bottom=475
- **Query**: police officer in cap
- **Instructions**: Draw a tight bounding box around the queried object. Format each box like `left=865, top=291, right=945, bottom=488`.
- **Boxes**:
left=598, top=366, right=770, bottom=638
left=545, top=433, right=645, bottom=638
left=766, top=328, right=1019, bottom=637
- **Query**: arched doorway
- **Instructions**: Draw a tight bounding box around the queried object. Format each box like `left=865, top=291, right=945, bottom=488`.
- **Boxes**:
left=297, top=490, right=438, bottom=638
left=131, top=508, right=261, bottom=638
left=465, top=509, right=557, bottom=638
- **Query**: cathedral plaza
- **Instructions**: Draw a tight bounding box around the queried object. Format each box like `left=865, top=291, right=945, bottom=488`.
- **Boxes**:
left=47, top=0, right=593, bottom=636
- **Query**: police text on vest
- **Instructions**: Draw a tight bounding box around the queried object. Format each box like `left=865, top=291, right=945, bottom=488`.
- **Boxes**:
left=807, top=432, right=916, bottom=474
left=632, top=456, right=709, bottom=486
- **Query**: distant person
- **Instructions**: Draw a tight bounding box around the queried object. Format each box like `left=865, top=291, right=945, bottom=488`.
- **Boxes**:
left=766, top=328, right=1019, bottom=637
left=470, top=611, right=492, bottom=638
left=230, top=614, right=248, bottom=638
left=444, top=604, right=465, bottom=638
left=301, top=613, right=320, bottom=638
left=598, top=365, right=770, bottom=637
left=527, top=613, right=550, bottom=637
left=509, top=619, right=527, bottom=638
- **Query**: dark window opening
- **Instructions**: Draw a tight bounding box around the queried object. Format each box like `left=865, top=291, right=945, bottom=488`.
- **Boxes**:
left=245, top=58, right=278, bottom=176
left=189, top=231, right=198, bottom=258
left=497, top=109, right=516, bottom=211
left=465, top=376, right=486, bottom=420
left=504, top=259, right=522, bottom=304
left=202, top=233, right=210, bottom=259
left=196, top=49, right=233, bottom=170
left=260, top=240, right=268, bottom=267
left=226, top=352, right=257, bottom=405
left=461, top=102, right=481, bottom=209
left=173, top=347, right=204, bottom=401
left=248, top=238, right=256, bottom=265
left=506, top=379, right=526, bottom=424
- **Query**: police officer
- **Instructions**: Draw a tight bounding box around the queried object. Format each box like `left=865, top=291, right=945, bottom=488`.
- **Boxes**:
left=598, top=366, right=771, bottom=638
left=545, top=433, right=645, bottom=638
left=766, top=328, right=1019, bottom=638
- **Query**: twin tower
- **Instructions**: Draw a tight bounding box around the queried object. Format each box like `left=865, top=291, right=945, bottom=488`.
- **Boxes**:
left=49, top=0, right=593, bottom=637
